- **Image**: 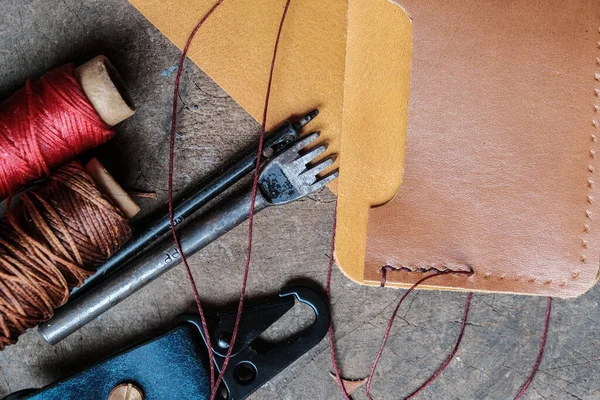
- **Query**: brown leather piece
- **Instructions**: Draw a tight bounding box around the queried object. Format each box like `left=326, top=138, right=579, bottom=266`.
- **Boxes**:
left=364, top=0, right=600, bottom=298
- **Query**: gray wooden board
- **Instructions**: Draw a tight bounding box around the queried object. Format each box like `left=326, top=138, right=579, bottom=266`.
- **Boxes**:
left=0, top=1, right=599, bottom=399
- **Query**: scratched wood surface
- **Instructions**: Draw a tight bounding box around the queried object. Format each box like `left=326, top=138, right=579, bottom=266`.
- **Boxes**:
left=1, top=1, right=599, bottom=399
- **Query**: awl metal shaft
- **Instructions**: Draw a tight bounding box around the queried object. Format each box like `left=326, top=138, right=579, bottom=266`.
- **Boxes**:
left=71, top=110, right=318, bottom=298
left=39, top=131, right=338, bottom=345
left=40, top=188, right=270, bottom=344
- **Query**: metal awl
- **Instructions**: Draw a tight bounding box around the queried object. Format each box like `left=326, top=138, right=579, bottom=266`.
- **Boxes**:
left=39, top=132, right=338, bottom=344
left=71, top=110, right=319, bottom=298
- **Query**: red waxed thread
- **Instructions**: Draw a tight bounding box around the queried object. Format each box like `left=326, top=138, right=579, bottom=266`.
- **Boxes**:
left=166, top=3, right=553, bottom=399
left=166, top=1, right=293, bottom=398
left=326, top=202, right=351, bottom=400
left=209, top=2, right=293, bottom=397
left=514, top=296, right=552, bottom=400
left=167, top=0, right=227, bottom=391
left=326, top=221, right=474, bottom=400
left=364, top=271, right=473, bottom=400
left=404, top=292, right=473, bottom=399
left=0, top=65, right=113, bottom=198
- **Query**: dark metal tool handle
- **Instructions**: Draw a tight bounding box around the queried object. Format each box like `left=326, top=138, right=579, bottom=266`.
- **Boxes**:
left=39, top=187, right=271, bottom=345
left=70, top=119, right=305, bottom=298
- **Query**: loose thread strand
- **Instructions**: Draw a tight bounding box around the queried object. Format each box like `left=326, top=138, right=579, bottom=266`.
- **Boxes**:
left=0, top=161, right=130, bottom=349
left=325, top=202, right=351, bottom=400
left=209, top=2, right=293, bottom=398
left=167, top=4, right=551, bottom=400
left=404, top=292, right=473, bottom=399
left=514, top=296, right=552, bottom=400
left=364, top=270, right=473, bottom=400
left=325, top=205, right=474, bottom=400
left=166, top=1, right=292, bottom=398
left=167, top=0, right=226, bottom=391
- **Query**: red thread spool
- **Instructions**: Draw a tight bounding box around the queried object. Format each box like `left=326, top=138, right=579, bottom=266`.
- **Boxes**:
left=0, top=56, right=135, bottom=198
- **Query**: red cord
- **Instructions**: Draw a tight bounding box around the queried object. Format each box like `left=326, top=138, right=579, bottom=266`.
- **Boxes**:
left=167, top=0, right=227, bottom=391
left=404, top=292, right=473, bottom=399
left=326, top=203, right=351, bottom=400
left=208, top=1, right=293, bottom=397
left=514, top=296, right=552, bottom=400
left=167, top=1, right=293, bottom=398
left=364, top=271, right=473, bottom=399
left=0, top=65, right=113, bottom=198
left=167, top=4, right=552, bottom=400
left=325, top=207, right=473, bottom=399
left=328, top=235, right=550, bottom=400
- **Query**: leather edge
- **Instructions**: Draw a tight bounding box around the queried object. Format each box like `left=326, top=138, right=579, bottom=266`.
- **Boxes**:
left=334, top=0, right=413, bottom=284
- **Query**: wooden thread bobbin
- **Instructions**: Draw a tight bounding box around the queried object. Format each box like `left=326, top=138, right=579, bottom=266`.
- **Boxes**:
left=74, top=55, right=139, bottom=218
left=74, top=55, right=136, bottom=127
left=86, top=158, right=140, bottom=219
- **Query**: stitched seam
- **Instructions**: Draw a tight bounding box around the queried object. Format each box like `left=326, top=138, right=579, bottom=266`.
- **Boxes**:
left=380, top=264, right=471, bottom=274
left=380, top=266, right=563, bottom=286
left=379, top=265, right=473, bottom=287
left=583, top=28, right=600, bottom=269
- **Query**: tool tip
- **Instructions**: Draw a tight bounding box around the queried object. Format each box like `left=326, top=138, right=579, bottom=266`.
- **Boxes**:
left=293, top=109, right=319, bottom=130
left=307, top=109, right=319, bottom=119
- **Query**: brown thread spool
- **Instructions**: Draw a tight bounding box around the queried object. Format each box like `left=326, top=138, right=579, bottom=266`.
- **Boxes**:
left=0, top=161, right=133, bottom=349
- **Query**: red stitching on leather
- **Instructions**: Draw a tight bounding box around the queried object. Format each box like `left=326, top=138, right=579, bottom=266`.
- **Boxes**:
left=380, top=265, right=473, bottom=287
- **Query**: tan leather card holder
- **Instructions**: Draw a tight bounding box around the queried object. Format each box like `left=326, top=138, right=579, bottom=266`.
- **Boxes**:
left=363, top=0, right=600, bottom=298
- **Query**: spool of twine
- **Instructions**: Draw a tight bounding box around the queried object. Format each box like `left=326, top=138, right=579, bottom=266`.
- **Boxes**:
left=0, top=56, right=135, bottom=198
left=0, top=161, right=131, bottom=349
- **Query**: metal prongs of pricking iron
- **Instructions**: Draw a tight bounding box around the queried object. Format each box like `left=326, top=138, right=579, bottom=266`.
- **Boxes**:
left=258, top=132, right=338, bottom=205
left=39, top=132, right=338, bottom=344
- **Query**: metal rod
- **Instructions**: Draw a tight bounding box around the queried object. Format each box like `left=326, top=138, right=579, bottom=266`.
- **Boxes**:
left=39, top=187, right=271, bottom=344
left=70, top=110, right=318, bottom=298
left=40, top=129, right=338, bottom=345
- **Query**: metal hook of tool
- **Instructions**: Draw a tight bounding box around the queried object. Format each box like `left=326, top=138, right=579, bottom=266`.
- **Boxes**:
left=3, top=285, right=329, bottom=400
left=184, top=285, right=330, bottom=400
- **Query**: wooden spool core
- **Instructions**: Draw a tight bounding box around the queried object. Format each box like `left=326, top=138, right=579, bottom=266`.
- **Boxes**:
left=85, top=158, right=140, bottom=219
left=74, top=55, right=136, bottom=127
left=73, top=56, right=138, bottom=218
